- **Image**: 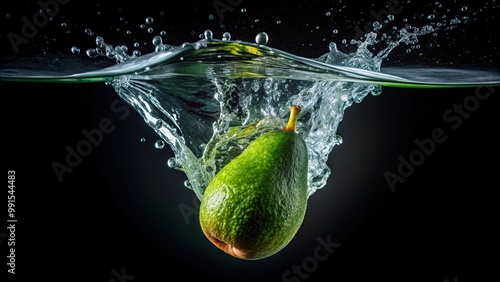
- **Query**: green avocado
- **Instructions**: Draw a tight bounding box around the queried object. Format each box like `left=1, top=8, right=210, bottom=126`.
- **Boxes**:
left=199, top=105, right=308, bottom=260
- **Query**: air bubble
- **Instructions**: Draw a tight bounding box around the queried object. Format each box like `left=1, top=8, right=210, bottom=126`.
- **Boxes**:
left=241, top=8, right=247, bottom=13
left=85, top=28, right=94, bottom=36
left=154, top=140, right=165, bottom=149
left=148, top=27, right=153, bottom=33
left=255, top=32, right=269, bottom=45
left=461, top=6, right=468, bottom=12
left=140, top=138, right=146, bottom=143
left=326, top=11, right=331, bottom=16
left=145, top=17, right=154, bottom=24
left=71, top=46, right=80, bottom=55
left=160, top=30, right=166, bottom=36
left=208, top=14, right=214, bottom=20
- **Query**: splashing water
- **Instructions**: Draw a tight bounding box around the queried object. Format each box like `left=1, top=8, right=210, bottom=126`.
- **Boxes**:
left=89, top=29, right=499, bottom=200
left=1, top=8, right=499, bottom=201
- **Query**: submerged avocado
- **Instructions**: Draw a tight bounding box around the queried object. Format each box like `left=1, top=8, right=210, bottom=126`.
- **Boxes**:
left=199, top=105, right=309, bottom=260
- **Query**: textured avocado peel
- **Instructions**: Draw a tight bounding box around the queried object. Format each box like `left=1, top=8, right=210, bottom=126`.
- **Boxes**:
left=199, top=105, right=308, bottom=260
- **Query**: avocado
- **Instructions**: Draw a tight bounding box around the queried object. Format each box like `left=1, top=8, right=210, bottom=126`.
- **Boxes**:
left=199, top=105, right=308, bottom=260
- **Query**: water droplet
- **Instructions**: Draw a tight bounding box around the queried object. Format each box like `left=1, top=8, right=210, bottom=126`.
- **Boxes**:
left=241, top=8, right=247, bottom=13
left=86, top=48, right=99, bottom=58
left=71, top=46, right=80, bottom=55
left=255, top=32, right=269, bottom=45
left=145, top=17, right=154, bottom=24
left=95, top=36, right=105, bottom=47
left=208, top=14, right=214, bottom=20
left=140, top=24, right=145, bottom=29
left=132, top=50, right=141, bottom=56
left=333, top=134, right=343, bottom=145
left=204, top=29, right=213, bottom=40
left=152, top=35, right=163, bottom=46
left=332, top=29, right=338, bottom=34
left=222, top=32, right=231, bottom=41
left=461, top=6, right=468, bottom=12
left=155, top=119, right=163, bottom=128
left=184, top=180, right=191, bottom=189
left=140, top=138, right=146, bottom=143
left=126, top=30, right=132, bottom=35
left=326, top=11, right=331, bottom=16
left=154, top=140, right=165, bottom=149
left=167, top=157, right=178, bottom=168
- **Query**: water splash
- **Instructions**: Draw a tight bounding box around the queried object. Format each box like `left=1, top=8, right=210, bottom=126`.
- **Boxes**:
left=1, top=5, right=498, bottom=201
left=99, top=22, right=498, bottom=200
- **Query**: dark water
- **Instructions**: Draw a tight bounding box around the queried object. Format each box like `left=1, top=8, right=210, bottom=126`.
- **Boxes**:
left=1, top=0, right=498, bottom=281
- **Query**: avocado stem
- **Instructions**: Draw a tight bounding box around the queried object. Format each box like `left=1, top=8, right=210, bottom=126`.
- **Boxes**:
left=284, top=105, right=301, bottom=132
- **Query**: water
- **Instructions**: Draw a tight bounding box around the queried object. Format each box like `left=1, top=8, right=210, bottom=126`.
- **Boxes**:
left=1, top=4, right=499, bottom=201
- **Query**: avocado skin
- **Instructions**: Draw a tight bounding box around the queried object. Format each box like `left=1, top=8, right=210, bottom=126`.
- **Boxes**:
left=199, top=129, right=308, bottom=259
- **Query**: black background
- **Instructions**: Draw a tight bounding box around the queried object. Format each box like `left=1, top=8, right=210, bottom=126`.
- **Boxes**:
left=1, top=1, right=499, bottom=281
